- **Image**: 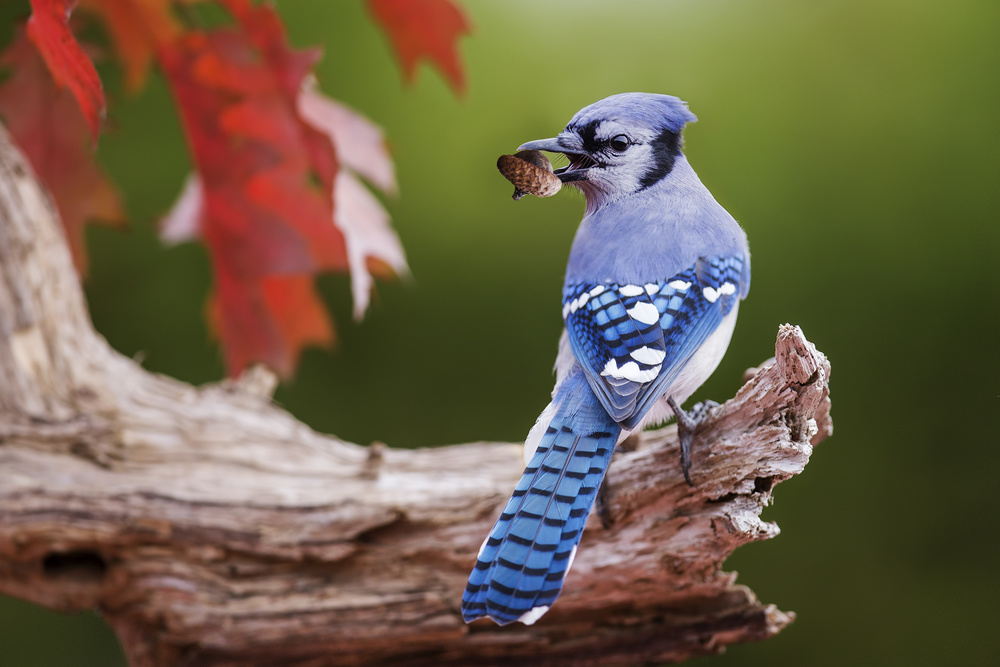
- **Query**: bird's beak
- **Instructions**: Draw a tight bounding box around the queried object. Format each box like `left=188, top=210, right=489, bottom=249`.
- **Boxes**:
left=517, top=135, right=592, bottom=183
left=517, top=137, right=568, bottom=153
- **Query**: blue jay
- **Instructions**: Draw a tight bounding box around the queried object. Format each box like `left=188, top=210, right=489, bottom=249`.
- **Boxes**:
left=462, top=93, right=750, bottom=626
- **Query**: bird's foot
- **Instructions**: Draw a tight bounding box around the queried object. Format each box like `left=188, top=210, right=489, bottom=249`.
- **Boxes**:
left=667, top=398, right=719, bottom=486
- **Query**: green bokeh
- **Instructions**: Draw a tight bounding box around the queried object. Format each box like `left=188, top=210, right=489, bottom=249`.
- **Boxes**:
left=1, top=0, right=998, bottom=664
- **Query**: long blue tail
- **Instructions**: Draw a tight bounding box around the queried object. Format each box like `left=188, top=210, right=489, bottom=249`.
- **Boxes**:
left=462, top=373, right=621, bottom=625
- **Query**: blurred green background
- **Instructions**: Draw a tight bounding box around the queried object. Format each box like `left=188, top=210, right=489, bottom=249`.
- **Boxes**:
left=2, top=0, right=998, bottom=664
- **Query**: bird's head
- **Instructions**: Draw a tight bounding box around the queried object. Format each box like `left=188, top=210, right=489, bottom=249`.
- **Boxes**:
left=518, top=93, right=697, bottom=207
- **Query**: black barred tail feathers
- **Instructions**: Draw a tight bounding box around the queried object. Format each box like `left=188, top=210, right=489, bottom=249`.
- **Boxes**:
left=461, top=372, right=620, bottom=625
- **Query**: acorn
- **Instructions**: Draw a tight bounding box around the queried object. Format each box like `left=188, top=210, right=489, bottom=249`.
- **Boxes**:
left=497, top=150, right=562, bottom=201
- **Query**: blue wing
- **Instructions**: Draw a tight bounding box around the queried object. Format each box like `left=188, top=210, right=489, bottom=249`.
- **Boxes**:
left=563, top=255, right=746, bottom=429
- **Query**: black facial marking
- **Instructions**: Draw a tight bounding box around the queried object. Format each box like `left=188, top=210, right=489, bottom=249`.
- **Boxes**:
left=638, top=127, right=682, bottom=190
left=569, top=120, right=602, bottom=155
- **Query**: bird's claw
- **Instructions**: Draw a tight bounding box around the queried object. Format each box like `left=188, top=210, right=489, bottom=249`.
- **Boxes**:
left=667, top=397, right=718, bottom=486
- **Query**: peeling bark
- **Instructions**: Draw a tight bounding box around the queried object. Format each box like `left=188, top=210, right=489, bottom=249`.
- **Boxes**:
left=0, top=127, right=832, bottom=665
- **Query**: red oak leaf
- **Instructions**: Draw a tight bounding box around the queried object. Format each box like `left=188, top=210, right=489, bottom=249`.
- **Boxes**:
left=332, top=170, right=408, bottom=319
left=158, top=0, right=345, bottom=376
left=159, top=172, right=202, bottom=244
left=0, top=30, right=124, bottom=274
left=159, top=175, right=335, bottom=376
left=368, top=0, right=472, bottom=95
left=209, top=269, right=334, bottom=380
left=259, top=274, right=335, bottom=372
left=298, top=87, right=407, bottom=319
left=26, top=0, right=105, bottom=140
left=298, top=86, right=397, bottom=195
left=78, top=0, right=180, bottom=91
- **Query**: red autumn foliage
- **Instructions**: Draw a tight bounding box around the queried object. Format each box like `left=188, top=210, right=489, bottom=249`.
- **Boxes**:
left=369, top=0, right=472, bottom=94
left=78, top=0, right=180, bottom=91
left=0, top=0, right=470, bottom=378
left=0, top=29, right=124, bottom=274
left=297, top=86, right=406, bottom=320
left=158, top=0, right=346, bottom=376
left=25, top=0, right=105, bottom=139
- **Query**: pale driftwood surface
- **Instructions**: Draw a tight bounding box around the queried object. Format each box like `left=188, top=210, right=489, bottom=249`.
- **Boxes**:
left=0, top=125, right=832, bottom=666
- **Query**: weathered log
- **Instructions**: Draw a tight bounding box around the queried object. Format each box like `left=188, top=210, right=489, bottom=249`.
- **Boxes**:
left=0, top=126, right=831, bottom=666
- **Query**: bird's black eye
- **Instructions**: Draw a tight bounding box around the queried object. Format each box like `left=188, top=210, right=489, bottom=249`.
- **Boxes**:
left=608, top=135, right=630, bottom=152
